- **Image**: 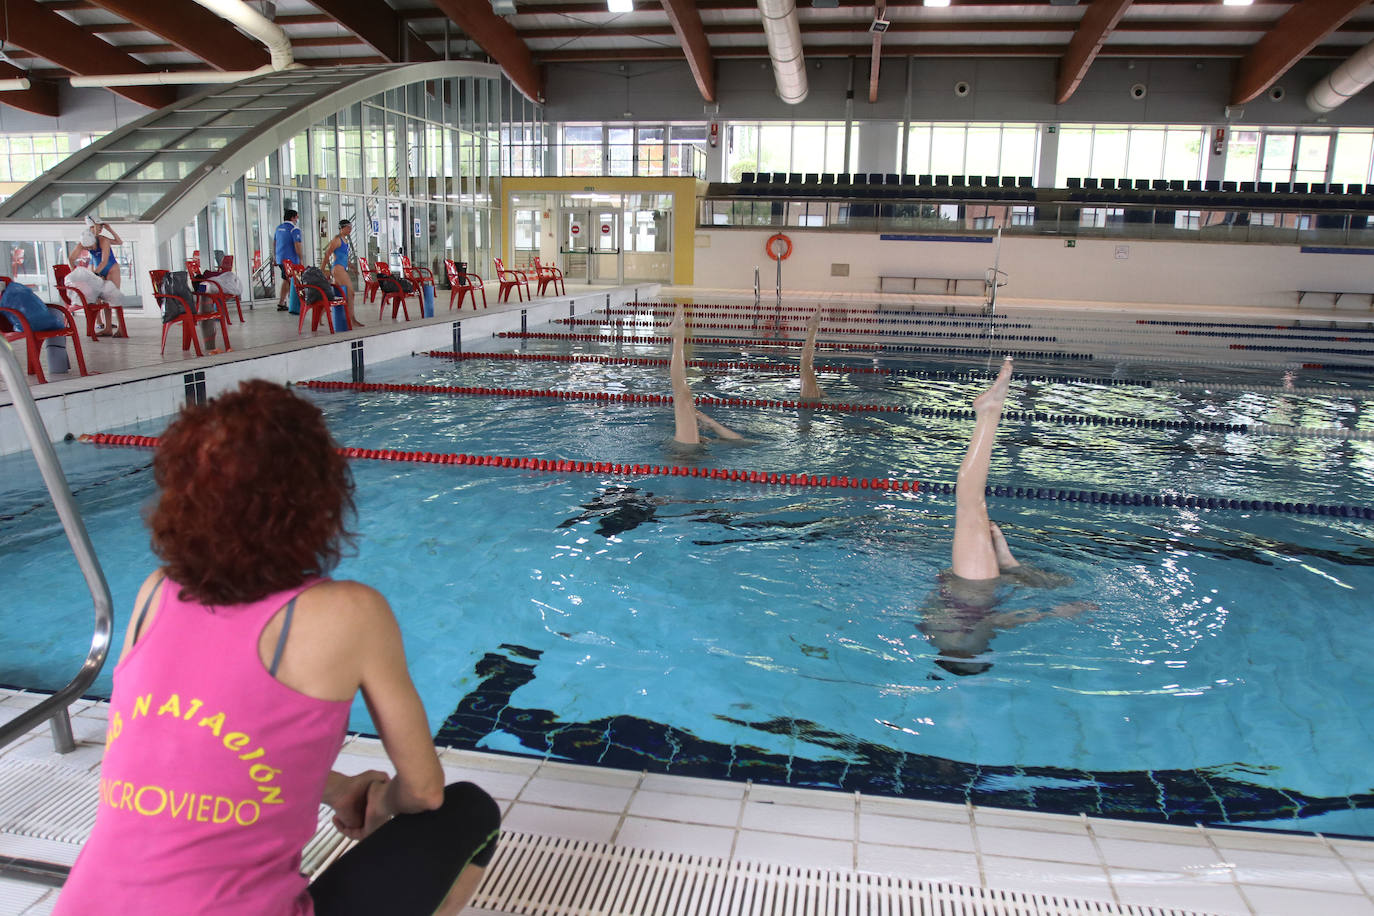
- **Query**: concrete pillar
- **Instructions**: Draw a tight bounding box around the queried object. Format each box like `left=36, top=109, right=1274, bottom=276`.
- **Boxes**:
left=1036, top=124, right=1060, bottom=187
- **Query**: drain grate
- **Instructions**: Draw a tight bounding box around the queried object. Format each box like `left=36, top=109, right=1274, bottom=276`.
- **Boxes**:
left=471, top=832, right=1213, bottom=916
left=0, top=760, right=1216, bottom=916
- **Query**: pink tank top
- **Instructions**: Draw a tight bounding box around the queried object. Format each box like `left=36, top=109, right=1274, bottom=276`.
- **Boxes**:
left=56, top=577, right=351, bottom=916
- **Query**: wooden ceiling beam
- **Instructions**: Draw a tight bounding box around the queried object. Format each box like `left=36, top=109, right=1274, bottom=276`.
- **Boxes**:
left=0, top=62, right=58, bottom=117
left=432, top=0, right=544, bottom=102
left=84, top=0, right=268, bottom=71
left=660, top=0, right=717, bottom=102
left=2, top=0, right=176, bottom=109
left=1230, top=0, right=1369, bottom=104
left=1056, top=0, right=1135, bottom=104
left=308, top=0, right=439, bottom=63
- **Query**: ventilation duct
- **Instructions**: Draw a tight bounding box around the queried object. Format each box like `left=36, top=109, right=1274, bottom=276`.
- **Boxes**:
left=757, top=0, right=808, bottom=105
left=69, top=0, right=296, bottom=89
left=1307, top=40, right=1374, bottom=113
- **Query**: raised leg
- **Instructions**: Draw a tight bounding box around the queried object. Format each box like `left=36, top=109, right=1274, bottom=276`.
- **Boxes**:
left=670, top=304, right=700, bottom=445
left=951, top=358, right=1013, bottom=581
left=800, top=309, right=824, bottom=401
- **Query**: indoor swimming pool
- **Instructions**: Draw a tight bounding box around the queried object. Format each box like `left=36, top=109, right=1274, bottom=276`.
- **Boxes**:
left=3, top=304, right=1373, bottom=843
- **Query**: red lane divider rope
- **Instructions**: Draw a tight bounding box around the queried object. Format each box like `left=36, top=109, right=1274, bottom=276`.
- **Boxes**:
left=80, top=434, right=1374, bottom=515
left=78, top=433, right=923, bottom=493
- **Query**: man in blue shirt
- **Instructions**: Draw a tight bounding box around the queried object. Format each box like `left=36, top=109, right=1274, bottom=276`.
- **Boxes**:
left=274, top=208, right=303, bottom=311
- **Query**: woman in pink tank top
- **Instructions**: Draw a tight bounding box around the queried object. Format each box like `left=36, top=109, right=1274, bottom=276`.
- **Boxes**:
left=56, top=380, right=499, bottom=916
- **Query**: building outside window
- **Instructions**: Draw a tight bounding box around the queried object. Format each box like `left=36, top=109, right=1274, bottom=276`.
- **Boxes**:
left=1056, top=124, right=1203, bottom=186
left=905, top=123, right=1038, bottom=180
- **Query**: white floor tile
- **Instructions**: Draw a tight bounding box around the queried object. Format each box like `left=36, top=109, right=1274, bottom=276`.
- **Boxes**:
left=439, top=764, right=528, bottom=802
left=536, top=760, right=640, bottom=788
left=976, top=825, right=1098, bottom=864
left=20, top=889, right=58, bottom=915
left=500, top=802, right=620, bottom=844
left=1097, top=835, right=1228, bottom=871
left=0, top=880, right=48, bottom=916
left=748, top=783, right=854, bottom=810
left=1331, top=839, right=1374, bottom=863
left=972, top=806, right=1089, bottom=836
left=627, top=789, right=742, bottom=827
left=519, top=776, right=633, bottom=814
left=1243, top=884, right=1374, bottom=916
left=980, top=856, right=1115, bottom=903
left=857, top=843, right=981, bottom=885
left=615, top=816, right=735, bottom=859
left=859, top=811, right=976, bottom=852
left=859, top=794, right=969, bottom=823
left=733, top=829, right=852, bottom=870
left=1114, top=876, right=1251, bottom=915
left=1218, top=846, right=1362, bottom=894
left=741, top=799, right=854, bottom=840
left=1088, top=817, right=1210, bottom=844
left=638, top=773, right=746, bottom=799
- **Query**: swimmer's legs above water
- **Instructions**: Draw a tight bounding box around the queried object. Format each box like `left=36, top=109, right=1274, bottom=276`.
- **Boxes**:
left=670, top=304, right=701, bottom=445
left=800, top=309, right=824, bottom=401
left=670, top=304, right=741, bottom=443
left=951, top=357, right=1014, bottom=581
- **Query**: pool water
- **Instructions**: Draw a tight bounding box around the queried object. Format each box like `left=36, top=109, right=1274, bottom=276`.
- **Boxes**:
left=3, top=331, right=1374, bottom=837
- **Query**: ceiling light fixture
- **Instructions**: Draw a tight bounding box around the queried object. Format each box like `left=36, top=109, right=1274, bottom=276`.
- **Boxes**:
left=923, top=0, right=951, bottom=7
left=607, top=0, right=634, bottom=11
left=1222, top=0, right=1253, bottom=6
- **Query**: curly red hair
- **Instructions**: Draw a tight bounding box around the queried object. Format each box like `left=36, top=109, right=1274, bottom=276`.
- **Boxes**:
left=148, top=379, right=355, bottom=605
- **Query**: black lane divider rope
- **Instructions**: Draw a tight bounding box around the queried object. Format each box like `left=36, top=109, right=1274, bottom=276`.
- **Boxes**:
left=299, top=380, right=1374, bottom=440
left=494, top=332, right=1095, bottom=361
left=611, top=307, right=1374, bottom=344
left=424, top=351, right=1369, bottom=397
left=1137, top=317, right=1374, bottom=335
left=604, top=307, right=1039, bottom=330
left=554, top=317, right=1060, bottom=343
left=631, top=300, right=995, bottom=320
left=80, top=434, right=1374, bottom=519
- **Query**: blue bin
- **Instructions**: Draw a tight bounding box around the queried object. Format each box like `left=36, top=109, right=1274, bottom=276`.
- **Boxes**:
left=331, top=302, right=349, bottom=331
left=422, top=282, right=434, bottom=318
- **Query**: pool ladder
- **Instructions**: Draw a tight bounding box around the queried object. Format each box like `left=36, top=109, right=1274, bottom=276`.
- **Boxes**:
left=0, top=335, right=113, bottom=755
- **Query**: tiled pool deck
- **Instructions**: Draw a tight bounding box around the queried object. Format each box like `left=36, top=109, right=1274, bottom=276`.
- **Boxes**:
left=3, top=690, right=1374, bottom=915
left=3, top=286, right=1373, bottom=914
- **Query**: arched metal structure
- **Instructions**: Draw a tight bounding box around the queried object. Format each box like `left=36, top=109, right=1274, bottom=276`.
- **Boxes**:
left=0, top=61, right=502, bottom=244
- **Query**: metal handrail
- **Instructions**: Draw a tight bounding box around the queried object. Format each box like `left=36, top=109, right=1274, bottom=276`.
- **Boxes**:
left=984, top=267, right=1009, bottom=311
left=0, top=335, right=113, bottom=753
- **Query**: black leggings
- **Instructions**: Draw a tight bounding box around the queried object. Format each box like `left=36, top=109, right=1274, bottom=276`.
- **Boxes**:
left=309, top=782, right=500, bottom=915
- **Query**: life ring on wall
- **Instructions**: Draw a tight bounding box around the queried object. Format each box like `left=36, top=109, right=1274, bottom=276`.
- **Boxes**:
left=765, top=233, right=793, bottom=261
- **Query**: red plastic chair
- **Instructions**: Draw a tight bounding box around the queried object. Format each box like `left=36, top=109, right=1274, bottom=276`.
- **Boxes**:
left=151, top=269, right=231, bottom=356
left=357, top=255, right=380, bottom=303
left=532, top=257, right=566, bottom=296
left=0, top=277, right=89, bottom=384
left=373, top=263, right=411, bottom=321
left=399, top=254, right=435, bottom=288
left=195, top=255, right=244, bottom=324
left=53, top=264, right=129, bottom=341
left=444, top=260, right=487, bottom=310
left=492, top=257, right=530, bottom=303
left=285, top=263, right=338, bottom=335
left=185, top=256, right=202, bottom=276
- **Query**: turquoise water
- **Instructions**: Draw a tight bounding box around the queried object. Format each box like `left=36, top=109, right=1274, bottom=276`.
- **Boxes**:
left=3, top=338, right=1374, bottom=835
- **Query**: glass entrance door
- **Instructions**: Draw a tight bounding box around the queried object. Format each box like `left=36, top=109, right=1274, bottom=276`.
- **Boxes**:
left=589, top=209, right=621, bottom=284
left=561, top=209, right=590, bottom=283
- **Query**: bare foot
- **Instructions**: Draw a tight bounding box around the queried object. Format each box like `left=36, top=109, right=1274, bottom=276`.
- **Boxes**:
left=972, top=357, right=1013, bottom=414
left=989, top=522, right=1019, bottom=569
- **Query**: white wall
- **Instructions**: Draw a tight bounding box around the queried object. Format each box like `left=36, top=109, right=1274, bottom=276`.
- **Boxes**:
left=545, top=57, right=1374, bottom=129
left=694, top=229, right=1374, bottom=311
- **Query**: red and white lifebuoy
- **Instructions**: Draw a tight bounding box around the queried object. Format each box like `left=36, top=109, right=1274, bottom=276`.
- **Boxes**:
left=765, top=233, right=793, bottom=261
